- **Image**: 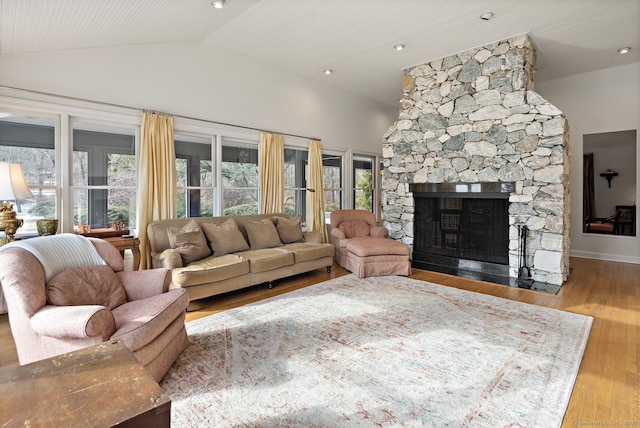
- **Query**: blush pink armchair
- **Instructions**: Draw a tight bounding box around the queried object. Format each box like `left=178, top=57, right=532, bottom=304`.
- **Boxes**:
left=330, top=210, right=411, bottom=278
left=0, top=234, right=189, bottom=382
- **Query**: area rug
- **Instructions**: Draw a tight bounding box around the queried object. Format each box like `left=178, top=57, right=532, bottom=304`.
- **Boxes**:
left=161, top=275, right=592, bottom=427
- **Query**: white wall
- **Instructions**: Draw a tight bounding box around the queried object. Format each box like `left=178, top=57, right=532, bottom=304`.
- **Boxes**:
left=0, top=42, right=397, bottom=154
left=537, top=62, right=640, bottom=264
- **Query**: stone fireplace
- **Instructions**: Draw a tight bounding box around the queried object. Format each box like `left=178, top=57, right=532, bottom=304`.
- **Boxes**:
left=382, top=35, right=571, bottom=287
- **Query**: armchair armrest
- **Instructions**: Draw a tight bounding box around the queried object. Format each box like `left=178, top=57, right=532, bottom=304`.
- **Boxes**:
left=370, top=226, right=388, bottom=238
left=303, top=230, right=323, bottom=244
left=331, top=228, right=346, bottom=240
left=117, top=268, right=172, bottom=301
left=31, top=305, right=116, bottom=340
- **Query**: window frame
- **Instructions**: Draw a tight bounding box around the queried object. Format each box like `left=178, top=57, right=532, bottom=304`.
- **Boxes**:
left=0, top=112, right=58, bottom=237
left=70, top=119, right=138, bottom=231
left=321, top=150, right=344, bottom=223
left=353, top=154, right=375, bottom=213
left=220, top=137, right=260, bottom=216
left=1, top=93, right=384, bottom=236
left=284, top=146, right=309, bottom=221
left=174, top=133, right=215, bottom=218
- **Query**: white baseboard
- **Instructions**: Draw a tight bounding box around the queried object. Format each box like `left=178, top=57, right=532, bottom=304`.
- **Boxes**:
left=570, top=250, right=640, bottom=265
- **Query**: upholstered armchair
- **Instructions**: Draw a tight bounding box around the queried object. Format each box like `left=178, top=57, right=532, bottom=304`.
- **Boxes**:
left=330, top=210, right=411, bottom=277
left=330, top=210, right=387, bottom=266
left=0, top=234, right=189, bottom=382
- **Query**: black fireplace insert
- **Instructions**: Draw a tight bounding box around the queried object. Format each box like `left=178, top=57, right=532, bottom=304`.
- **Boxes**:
left=410, top=182, right=513, bottom=273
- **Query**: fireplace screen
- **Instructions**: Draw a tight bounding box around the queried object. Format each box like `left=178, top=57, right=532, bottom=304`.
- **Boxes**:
left=414, top=197, right=509, bottom=265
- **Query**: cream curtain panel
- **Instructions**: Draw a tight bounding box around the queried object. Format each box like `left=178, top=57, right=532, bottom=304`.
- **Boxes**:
left=137, top=112, right=177, bottom=270
left=306, top=139, right=329, bottom=243
left=259, top=132, right=284, bottom=214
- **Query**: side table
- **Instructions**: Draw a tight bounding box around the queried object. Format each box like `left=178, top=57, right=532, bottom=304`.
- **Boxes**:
left=104, top=236, right=141, bottom=270
left=77, top=229, right=141, bottom=271
left=0, top=340, right=171, bottom=427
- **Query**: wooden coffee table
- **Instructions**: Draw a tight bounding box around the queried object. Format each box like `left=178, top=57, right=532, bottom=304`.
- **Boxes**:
left=0, top=340, right=170, bottom=427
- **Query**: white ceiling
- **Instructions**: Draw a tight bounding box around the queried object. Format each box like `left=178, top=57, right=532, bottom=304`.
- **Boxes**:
left=1, top=0, right=638, bottom=107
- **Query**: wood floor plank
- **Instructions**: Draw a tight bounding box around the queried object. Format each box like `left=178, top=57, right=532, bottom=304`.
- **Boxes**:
left=0, top=257, right=638, bottom=425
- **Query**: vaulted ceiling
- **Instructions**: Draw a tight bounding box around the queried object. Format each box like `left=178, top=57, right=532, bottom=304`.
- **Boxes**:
left=1, top=0, right=638, bottom=107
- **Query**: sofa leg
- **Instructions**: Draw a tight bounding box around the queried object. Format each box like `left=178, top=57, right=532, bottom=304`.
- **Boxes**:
left=326, top=266, right=332, bottom=273
left=268, top=281, right=274, bottom=289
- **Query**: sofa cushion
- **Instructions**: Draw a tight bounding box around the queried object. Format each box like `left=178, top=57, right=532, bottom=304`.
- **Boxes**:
left=339, top=220, right=371, bottom=238
left=47, top=265, right=127, bottom=310
left=172, top=254, right=250, bottom=287
left=202, top=218, right=250, bottom=256
left=236, top=248, right=294, bottom=273
left=244, top=219, right=283, bottom=250
left=283, top=242, right=334, bottom=263
left=111, top=288, right=188, bottom=353
left=167, top=219, right=212, bottom=264
left=274, top=216, right=305, bottom=244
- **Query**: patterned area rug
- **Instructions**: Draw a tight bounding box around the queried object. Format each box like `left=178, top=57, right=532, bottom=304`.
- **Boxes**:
left=161, top=275, right=592, bottom=427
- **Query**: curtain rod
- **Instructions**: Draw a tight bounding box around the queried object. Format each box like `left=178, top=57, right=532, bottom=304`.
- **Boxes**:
left=1, top=85, right=321, bottom=141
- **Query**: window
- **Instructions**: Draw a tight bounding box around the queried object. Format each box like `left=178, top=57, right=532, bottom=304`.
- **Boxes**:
left=175, top=134, right=214, bottom=218
left=353, top=156, right=374, bottom=212
left=284, top=147, right=308, bottom=221
left=221, top=140, right=259, bottom=216
left=0, top=113, right=56, bottom=236
left=322, top=153, right=343, bottom=222
left=72, top=122, right=137, bottom=231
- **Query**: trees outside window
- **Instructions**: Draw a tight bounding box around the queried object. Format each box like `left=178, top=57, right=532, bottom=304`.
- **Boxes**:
left=221, top=140, right=259, bottom=216
left=354, top=156, right=374, bottom=211
left=323, top=154, right=343, bottom=222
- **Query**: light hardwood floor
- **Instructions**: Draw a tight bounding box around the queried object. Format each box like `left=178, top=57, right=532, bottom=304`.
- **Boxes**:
left=0, top=257, right=638, bottom=426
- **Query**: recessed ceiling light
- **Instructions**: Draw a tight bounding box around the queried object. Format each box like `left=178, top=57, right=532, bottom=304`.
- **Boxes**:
left=212, top=0, right=224, bottom=9
left=480, top=12, right=494, bottom=21
left=617, top=47, right=631, bottom=54
left=394, top=44, right=405, bottom=51
left=324, top=69, right=332, bottom=75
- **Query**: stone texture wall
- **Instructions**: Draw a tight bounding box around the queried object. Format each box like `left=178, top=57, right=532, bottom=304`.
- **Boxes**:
left=382, top=35, right=571, bottom=285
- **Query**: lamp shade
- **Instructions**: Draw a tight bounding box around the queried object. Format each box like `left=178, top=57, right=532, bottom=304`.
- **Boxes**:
left=0, top=162, right=34, bottom=201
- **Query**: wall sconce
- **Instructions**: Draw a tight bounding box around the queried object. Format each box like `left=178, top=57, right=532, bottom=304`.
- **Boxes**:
left=0, top=162, right=34, bottom=241
left=600, top=169, right=618, bottom=188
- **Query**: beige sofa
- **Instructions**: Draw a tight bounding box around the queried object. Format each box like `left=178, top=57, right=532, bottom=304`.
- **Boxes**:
left=147, top=214, right=334, bottom=307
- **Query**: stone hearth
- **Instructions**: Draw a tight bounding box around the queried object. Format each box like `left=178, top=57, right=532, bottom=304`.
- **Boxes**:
left=382, top=35, right=571, bottom=287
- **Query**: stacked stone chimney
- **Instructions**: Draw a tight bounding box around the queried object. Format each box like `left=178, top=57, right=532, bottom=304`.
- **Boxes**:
left=382, top=35, right=571, bottom=286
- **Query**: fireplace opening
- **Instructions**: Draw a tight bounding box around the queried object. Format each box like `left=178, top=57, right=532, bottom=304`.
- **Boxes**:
left=410, top=182, right=514, bottom=281
left=414, top=197, right=509, bottom=265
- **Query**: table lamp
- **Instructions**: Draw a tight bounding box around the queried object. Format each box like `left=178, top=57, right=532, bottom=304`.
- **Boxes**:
left=0, top=162, right=34, bottom=241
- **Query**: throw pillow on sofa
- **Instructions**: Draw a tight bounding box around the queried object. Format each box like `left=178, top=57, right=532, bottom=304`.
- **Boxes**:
left=167, top=219, right=212, bottom=264
left=47, top=265, right=127, bottom=309
left=245, top=219, right=283, bottom=250
left=274, top=216, right=305, bottom=244
left=202, top=218, right=250, bottom=256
